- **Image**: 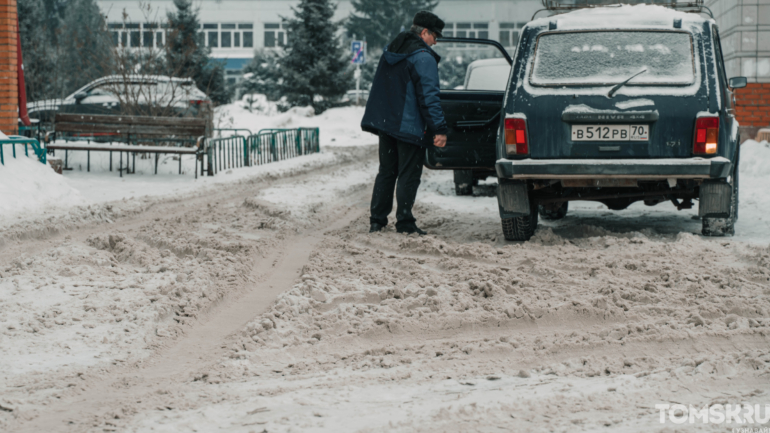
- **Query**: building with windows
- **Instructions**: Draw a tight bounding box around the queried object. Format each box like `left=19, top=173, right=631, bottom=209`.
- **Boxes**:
left=97, top=0, right=768, bottom=134
left=96, top=0, right=542, bottom=86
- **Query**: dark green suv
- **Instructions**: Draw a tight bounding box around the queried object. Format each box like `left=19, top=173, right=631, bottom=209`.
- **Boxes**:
left=429, top=5, right=747, bottom=241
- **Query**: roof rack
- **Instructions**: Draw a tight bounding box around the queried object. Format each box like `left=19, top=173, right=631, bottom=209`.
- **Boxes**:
left=532, top=0, right=713, bottom=20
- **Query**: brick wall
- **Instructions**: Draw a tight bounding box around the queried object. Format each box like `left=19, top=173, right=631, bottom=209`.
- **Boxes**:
left=0, top=0, right=16, bottom=135
left=735, top=83, right=770, bottom=141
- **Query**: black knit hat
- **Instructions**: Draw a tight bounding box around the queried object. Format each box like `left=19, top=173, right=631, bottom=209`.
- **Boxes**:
left=413, top=11, right=445, bottom=38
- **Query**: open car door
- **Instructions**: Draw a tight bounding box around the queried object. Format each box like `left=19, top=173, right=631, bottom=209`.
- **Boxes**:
left=425, top=38, right=512, bottom=194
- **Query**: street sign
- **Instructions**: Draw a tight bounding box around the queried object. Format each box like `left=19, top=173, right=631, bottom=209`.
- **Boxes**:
left=351, top=41, right=366, bottom=65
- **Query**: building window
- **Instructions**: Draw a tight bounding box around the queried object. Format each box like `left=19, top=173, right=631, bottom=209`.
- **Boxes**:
left=443, top=22, right=489, bottom=39
left=220, top=23, right=235, bottom=48
left=110, top=21, right=254, bottom=50
left=443, top=22, right=489, bottom=47
left=143, top=31, right=153, bottom=48
left=108, top=22, right=165, bottom=49
left=203, top=23, right=218, bottom=48
left=240, top=24, right=253, bottom=48
left=499, top=22, right=528, bottom=48
left=196, top=23, right=253, bottom=50
left=264, top=22, right=287, bottom=48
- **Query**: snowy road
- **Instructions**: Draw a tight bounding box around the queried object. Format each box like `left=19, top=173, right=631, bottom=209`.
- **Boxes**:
left=1, top=106, right=769, bottom=432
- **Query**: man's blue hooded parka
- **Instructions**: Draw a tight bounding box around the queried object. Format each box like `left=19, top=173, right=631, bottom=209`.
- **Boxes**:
left=361, top=32, right=448, bottom=147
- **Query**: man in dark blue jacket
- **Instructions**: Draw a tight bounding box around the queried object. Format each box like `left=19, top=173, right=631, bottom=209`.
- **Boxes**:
left=362, top=11, right=448, bottom=235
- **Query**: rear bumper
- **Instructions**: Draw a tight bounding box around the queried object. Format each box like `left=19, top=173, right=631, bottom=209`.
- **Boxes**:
left=495, top=157, right=732, bottom=180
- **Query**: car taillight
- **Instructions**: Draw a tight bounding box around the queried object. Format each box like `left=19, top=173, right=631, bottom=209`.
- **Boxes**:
left=504, top=118, right=528, bottom=156
left=694, top=117, right=719, bottom=155
left=189, top=100, right=210, bottom=105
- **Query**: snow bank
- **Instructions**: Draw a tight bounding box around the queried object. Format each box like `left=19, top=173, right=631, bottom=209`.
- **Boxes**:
left=215, top=102, right=373, bottom=148
left=0, top=147, right=87, bottom=223
left=737, top=139, right=770, bottom=178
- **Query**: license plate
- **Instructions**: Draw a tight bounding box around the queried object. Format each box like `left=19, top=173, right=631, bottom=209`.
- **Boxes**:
left=571, top=125, right=649, bottom=141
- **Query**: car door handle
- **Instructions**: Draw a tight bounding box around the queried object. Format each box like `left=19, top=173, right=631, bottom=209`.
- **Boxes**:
left=455, top=111, right=501, bottom=129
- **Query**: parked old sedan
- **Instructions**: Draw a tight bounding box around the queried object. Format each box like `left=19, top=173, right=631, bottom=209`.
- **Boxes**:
left=27, top=75, right=211, bottom=124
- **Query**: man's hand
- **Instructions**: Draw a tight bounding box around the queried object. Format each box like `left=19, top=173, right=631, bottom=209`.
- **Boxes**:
left=434, top=134, right=447, bottom=148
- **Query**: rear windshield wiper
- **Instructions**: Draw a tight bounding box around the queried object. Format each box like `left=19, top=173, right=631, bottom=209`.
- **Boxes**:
left=607, top=69, right=647, bottom=98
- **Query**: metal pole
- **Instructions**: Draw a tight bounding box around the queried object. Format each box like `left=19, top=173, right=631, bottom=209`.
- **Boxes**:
left=356, top=64, right=361, bottom=105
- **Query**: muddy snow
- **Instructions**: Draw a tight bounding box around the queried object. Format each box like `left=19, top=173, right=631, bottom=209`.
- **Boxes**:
left=1, top=108, right=769, bottom=432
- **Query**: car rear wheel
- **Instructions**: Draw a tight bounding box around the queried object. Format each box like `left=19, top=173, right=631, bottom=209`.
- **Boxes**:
left=702, top=147, right=739, bottom=236
left=501, top=199, right=539, bottom=241
left=538, top=202, right=568, bottom=220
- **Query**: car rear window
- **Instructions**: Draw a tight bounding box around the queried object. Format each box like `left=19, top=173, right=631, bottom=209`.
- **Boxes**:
left=530, top=31, right=695, bottom=86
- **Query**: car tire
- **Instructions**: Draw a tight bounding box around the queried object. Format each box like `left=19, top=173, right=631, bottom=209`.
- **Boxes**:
left=538, top=202, right=568, bottom=220
left=702, top=146, right=739, bottom=236
left=501, top=198, right=539, bottom=241
left=454, top=170, right=475, bottom=196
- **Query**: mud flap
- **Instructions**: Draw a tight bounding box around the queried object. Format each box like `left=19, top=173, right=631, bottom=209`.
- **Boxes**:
left=699, top=181, right=732, bottom=218
left=454, top=169, right=473, bottom=185
left=497, top=181, right=530, bottom=218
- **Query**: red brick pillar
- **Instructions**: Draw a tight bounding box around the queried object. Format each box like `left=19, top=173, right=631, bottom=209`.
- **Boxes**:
left=0, top=0, right=17, bottom=135
left=735, top=84, right=770, bottom=142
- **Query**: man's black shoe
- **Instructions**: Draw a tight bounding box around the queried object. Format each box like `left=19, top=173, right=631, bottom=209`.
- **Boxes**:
left=370, top=223, right=385, bottom=233
left=396, top=225, right=427, bottom=236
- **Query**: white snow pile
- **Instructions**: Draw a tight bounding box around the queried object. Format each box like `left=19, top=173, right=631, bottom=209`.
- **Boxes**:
left=236, top=93, right=281, bottom=116
left=0, top=147, right=87, bottom=221
left=737, top=139, right=770, bottom=178
left=215, top=99, right=372, bottom=148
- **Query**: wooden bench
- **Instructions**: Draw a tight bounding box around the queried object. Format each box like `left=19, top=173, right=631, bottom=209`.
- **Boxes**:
left=46, top=113, right=207, bottom=178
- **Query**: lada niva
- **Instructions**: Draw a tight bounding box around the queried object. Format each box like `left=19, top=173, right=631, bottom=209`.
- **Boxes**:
left=430, top=4, right=746, bottom=241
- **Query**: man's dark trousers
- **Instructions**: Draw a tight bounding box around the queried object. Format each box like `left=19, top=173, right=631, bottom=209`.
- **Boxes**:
left=370, top=133, right=425, bottom=230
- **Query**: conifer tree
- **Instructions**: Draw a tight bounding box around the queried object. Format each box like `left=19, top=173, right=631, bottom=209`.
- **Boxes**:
left=18, top=0, right=57, bottom=101
left=240, top=50, right=283, bottom=101
left=346, top=0, right=439, bottom=51
left=165, top=0, right=230, bottom=104
left=58, top=0, right=113, bottom=95
left=19, top=0, right=112, bottom=100
left=281, top=0, right=352, bottom=113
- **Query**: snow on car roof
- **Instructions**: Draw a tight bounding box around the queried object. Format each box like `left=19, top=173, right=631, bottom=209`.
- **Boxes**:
left=88, top=75, right=196, bottom=85
left=529, top=4, right=711, bottom=31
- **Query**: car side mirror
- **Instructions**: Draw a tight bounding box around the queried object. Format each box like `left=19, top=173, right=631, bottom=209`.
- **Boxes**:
left=728, top=77, right=747, bottom=89
left=73, top=92, right=87, bottom=103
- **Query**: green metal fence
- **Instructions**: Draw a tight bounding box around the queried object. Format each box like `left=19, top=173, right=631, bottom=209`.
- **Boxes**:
left=204, top=135, right=246, bottom=176
left=0, top=136, right=47, bottom=166
left=203, top=128, right=319, bottom=176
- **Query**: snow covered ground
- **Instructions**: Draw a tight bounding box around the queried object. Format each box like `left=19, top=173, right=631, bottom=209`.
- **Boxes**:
left=1, top=104, right=769, bottom=432
left=0, top=104, right=374, bottom=229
